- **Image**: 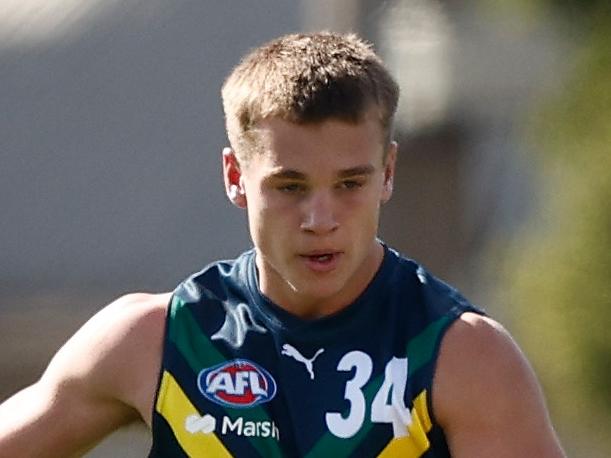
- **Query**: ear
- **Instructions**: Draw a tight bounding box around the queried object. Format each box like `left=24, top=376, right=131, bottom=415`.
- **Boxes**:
left=381, top=141, right=397, bottom=204
left=222, top=147, right=247, bottom=208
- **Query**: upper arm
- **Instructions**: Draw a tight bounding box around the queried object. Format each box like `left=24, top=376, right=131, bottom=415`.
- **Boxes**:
left=433, top=313, right=566, bottom=458
left=0, top=292, right=170, bottom=458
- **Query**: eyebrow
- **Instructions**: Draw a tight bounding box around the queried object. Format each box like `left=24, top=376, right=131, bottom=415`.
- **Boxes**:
left=268, top=165, right=376, bottom=180
left=337, top=165, right=376, bottom=178
left=269, top=169, right=306, bottom=180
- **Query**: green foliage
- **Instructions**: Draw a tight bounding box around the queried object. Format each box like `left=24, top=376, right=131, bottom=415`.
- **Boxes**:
left=546, top=0, right=609, bottom=18
left=478, top=0, right=610, bottom=25
left=500, top=14, right=611, bottom=453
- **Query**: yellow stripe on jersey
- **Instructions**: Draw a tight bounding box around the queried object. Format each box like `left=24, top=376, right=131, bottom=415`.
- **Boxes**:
left=156, top=370, right=232, bottom=457
left=377, top=390, right=433, bottom=458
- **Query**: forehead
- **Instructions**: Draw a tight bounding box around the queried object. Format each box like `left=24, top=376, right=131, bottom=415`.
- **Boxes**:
left=244, top=114, right=385, bottom=175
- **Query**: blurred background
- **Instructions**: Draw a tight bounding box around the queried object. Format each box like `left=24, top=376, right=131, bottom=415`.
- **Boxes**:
left=1, top=0, right=609, bottom=456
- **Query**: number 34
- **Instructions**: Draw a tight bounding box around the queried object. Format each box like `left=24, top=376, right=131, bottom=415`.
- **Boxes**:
left=325, top=351, right=412, bottom=439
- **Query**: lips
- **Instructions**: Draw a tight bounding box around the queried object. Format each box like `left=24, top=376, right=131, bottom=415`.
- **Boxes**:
left=299, top=250, right=342, bottom=272
left=310, top=254, right=333, bottom=262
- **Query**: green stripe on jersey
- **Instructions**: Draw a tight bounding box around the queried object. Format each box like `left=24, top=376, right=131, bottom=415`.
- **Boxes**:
left=306, top=315, right=451, bottom=458
left=407, top=314, right=453, bottom=375
left=167, top=296, right=284, bottom=458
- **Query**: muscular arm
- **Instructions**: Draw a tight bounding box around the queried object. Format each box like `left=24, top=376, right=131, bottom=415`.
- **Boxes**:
left=433, top=313, right=566, bottom=458
left=0, top=293, right=170, bottom=458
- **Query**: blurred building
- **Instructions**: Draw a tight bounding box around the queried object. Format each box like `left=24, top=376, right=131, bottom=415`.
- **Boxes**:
left=305, top=0, right=566, bottom=299
left=0, top=0, right=567, bottom=455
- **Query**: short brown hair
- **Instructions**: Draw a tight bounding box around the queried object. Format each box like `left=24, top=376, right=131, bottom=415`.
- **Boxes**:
left=221, top=31, right=400, bottom=159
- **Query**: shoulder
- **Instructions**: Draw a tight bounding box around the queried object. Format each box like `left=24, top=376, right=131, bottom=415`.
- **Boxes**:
left=48, top=292, right=171, bottom=368
left=81, top=292, right=171, bottom=341
left=41, top=292, right=172, bottom=420
left=432, top=312, right=565, bottom=456
left=436, top=312, right=513, bottom=363
left=432, top=312, right=530, bottom=423
left=0, top=292, right=173, bottom=456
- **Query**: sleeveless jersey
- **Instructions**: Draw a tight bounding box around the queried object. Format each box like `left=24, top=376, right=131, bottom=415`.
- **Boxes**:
left=150, top=244, right=482, bottom=457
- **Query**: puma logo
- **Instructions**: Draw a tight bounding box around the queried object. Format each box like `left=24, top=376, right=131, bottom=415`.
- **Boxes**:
left=281, top=343, right=324, bottom=380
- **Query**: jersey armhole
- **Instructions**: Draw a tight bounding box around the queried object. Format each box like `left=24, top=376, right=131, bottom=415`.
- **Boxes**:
left=426, top=305, right=487, bottom=431
left=149, top=293, right=175, bottom=427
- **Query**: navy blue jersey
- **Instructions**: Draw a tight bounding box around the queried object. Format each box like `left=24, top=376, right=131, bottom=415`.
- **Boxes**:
left=150, top=244, right=482, bottom=457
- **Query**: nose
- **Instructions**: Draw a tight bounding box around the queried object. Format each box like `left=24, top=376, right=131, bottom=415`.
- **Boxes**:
left=300, top=191, right=339, bottom=234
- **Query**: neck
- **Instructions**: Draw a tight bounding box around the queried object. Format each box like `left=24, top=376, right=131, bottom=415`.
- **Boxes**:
left=256, top=240, right=384, bottom=319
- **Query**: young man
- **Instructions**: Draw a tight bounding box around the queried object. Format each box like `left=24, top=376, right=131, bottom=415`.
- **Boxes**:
left=0, top=32, right=565, bottom=457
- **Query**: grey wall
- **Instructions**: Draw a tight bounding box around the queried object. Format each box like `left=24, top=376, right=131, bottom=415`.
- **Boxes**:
left=1, top=2, right=299, bottom=454
left=1, top=1, right=298, bottom=297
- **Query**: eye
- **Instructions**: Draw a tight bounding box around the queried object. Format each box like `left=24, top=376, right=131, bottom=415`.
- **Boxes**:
left=338, top=179, right=364, bottom=190
left=278, top=183, right=306, bottom=193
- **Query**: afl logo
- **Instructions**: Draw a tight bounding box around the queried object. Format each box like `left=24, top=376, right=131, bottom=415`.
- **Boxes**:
left=197, top=359, right=277, bottom=408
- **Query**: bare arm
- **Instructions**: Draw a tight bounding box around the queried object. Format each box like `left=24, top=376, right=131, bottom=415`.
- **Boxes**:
left=0, top=293, right=170, bottom=458
left=433, top=313, right=566, bottom=458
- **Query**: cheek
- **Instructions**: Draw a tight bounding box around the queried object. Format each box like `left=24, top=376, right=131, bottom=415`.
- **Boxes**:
left=248, top=199, right=293, bottom=245
left=340, top=197, right=382, bottom=242
left=256, top=189, right=302, bottom=222
left=340, top=190, right=382, bottom=220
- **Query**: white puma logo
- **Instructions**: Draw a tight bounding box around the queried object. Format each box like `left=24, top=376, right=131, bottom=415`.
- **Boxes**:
left=281, top=343, right=324, bottom=380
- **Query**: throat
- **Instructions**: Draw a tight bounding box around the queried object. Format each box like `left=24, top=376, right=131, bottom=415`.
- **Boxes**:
left=255, top=242, right=384, bottom=320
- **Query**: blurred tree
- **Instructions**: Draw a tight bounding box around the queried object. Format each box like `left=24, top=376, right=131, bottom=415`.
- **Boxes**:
left=491, top=1, right=611, bottom=455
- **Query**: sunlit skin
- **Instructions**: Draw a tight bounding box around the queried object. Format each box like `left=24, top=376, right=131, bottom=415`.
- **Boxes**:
left=223, top=111, right=397, bottom=318
left=0, top=112, right=566, bottom=458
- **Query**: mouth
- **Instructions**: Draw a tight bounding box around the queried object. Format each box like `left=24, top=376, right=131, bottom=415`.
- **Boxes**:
left=299, top=251, right=342, bottom=272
